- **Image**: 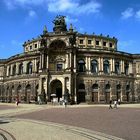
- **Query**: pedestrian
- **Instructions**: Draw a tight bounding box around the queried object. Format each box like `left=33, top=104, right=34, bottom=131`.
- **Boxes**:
left=118, top=99, right=121, bottom=105
left=109, top=100, right=113, bottom=109
left=16, top=97, right=19, bottom=106
left=38, top=95, right=41, bottom=105
left=114, top=100, right=118, bottom=109
left=64, top=100, right=67, bottom=108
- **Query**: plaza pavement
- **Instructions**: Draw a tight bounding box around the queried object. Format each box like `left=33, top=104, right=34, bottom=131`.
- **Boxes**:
left=0, top=103, right=140, bottom=140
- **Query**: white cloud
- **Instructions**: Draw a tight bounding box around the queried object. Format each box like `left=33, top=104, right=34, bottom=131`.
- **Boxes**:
left=3, top=0, right=101, bottom=15
left=121, top=8, right=134, bottom=19
left=65, top=16, right=78, bottom=23
left=135, top=10, right=140, bottom=19
left=28, top=10, right=37, bottom=18
left=3, top=0, right=45, bottom=9
left=48, top=0, right=78, bottom=13
left=48, top=0, right=101, bottom=15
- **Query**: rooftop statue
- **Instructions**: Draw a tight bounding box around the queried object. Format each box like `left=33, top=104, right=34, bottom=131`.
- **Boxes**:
left=53, top=15, right=66, bottom=26
left=53, top=15, right=67, bottom=32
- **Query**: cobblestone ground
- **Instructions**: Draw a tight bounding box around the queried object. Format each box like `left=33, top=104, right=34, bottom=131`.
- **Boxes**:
left=0, top=105, right=17, bottom=110
left=16, top=106, right=140, bottom=140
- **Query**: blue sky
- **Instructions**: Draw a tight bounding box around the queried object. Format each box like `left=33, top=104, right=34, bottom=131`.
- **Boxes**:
left=0, top=0, right=140, bottom=58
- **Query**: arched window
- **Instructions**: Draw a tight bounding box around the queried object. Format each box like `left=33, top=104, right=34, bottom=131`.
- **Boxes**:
left=91, top=60, right=98, bottom=73
left=103, top=60, right=110, bottom=74
left=19, top=63, right=23, bottom=75
left=12, top=65, right=16, bottom=75
left=78, top=60, right=85, bottom=72
left=78, top=83, right=85, bottom=90
left=124, top=63, right=129, bottom=75
left=117, top=84, right=121, bottom=90
left=27, top=62, right=33, bottom=74
left=115, top=62, right=120, bottom=74
left=105, top=84, right=110, bottom=90
left=92, top=84, right=98, bottom=92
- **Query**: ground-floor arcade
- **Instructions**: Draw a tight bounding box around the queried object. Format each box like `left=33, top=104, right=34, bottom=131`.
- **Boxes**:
left=0, top=75, right=139, bottom=104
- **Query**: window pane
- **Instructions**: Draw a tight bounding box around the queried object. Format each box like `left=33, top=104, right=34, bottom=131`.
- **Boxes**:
left=91, top=60, right=98, bottom=73
left=57, top=64, right=62, bottom=71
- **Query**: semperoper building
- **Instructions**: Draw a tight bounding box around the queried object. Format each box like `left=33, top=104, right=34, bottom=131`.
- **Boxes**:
left=0, top=15, right=140, bottom=104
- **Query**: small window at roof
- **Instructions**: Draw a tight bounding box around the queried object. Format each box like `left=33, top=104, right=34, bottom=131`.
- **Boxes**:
left=35, top=44, right=37, bottom=48
left=88, top=40, right=92, bottom=44
left=103, top=42, right=106, bottom=46
left=30, top=45, right=32, bottom=50
left=96, top=40, right=99, bottom=45
left=80, top=39, right=83, bottom=44
left=109, top=43, right=112, bottom=47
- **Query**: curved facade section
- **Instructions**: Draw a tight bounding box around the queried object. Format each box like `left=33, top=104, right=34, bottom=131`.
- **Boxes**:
left=0, top=15, right=140, bottom=104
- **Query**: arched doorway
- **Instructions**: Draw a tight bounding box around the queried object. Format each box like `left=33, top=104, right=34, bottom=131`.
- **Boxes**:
left=17, top=85, right=22, bottom=102
left=25, top=84, right=31, bottom=103
left=116, top=84, right=121, bottom=101
left=126, top=85, right=130, bottom=102
left=105, top=84, right=110, bottom=103
left=50, top=80, right=62, bottom=102
left=77, top=83, right=86, bottom=103
left=92, top=84, right=98, bottom=103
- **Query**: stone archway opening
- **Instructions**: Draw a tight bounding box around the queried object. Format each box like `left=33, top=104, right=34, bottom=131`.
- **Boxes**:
left=50, top=80, right=62, bottom=102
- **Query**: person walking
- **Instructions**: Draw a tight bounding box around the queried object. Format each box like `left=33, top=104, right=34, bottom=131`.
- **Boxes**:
left=16, top=97, right=19, bottom=106
left=109, top=100, right=113, bottom=109
left=114, top=100, right=118, bottom=109
left=118, top=99, right=121, bottom=105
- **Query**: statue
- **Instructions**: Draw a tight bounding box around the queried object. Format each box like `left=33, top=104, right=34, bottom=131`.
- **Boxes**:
left=53, top=15, right=66, bottom=26
left=53, top=15, right=67, bottom=32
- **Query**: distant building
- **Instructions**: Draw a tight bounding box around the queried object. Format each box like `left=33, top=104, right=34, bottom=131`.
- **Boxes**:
left=0, top=15, right=140, bottom=104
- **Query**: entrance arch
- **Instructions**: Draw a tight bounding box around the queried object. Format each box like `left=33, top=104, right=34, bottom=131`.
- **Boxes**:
left=50, top=80, right=62, bottom=102
left=77, top=83, right=86, bottom=103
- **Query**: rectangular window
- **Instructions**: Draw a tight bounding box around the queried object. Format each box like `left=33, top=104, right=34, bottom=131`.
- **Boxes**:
left=80, top=39, right=83, bottom=44
left=30, top=45, right=32, bottom=50
left=57, top=64, right=63, bottom=71
left=103, top=42, right=106, bottom=46
left=88, top=40, right=92, bottom=45
left=35, top=44, right=37, bottom=48
left=109, top=43, right=112, bottom=47
left=96, top=40, right=99, bottom=45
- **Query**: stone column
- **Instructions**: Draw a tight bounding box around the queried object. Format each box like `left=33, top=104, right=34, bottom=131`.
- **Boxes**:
left=34, top=59, right=37, bottom=73
left=74, top=53, right=76, bottom=72
left=63, top=78, right=65, bottom=97
left=38, top=77, right=42, bottom=95
left=23, top=61, right=27, bottom=74
left=42, top=53, right=44, bottom=69
left=121, top=60, right=124, bottom=73
left=6, top=66, right=9, bottom=76
left=74, top=75, right=77, bottom=103
left=89, top=57, right=91, bottom=73
left=69, top=52, right=72, bottom=68
left=66, top=54, right=69, bottom=68
left=39, top=54, right=42, bottom=70
left=111, top=58, right=115, bottom=74
left=46, top=54, right=49, bottom=69
left=11, top=64, right=13, bottom=75
left=99, top=57, right=103, bottom=73
left=129, top=62, right=132, bottom=74
left=16, top=63, right=19, bottom=75
left=86, top=57, right=88, bottom=72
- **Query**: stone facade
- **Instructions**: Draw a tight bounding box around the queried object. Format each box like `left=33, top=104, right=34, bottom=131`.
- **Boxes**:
left=0, top=15, right=140, bottom=104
